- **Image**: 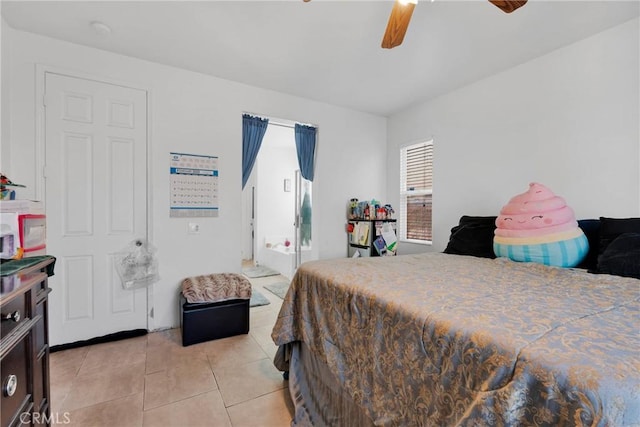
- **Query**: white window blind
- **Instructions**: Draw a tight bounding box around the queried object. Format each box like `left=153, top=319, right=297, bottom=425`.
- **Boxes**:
left=400, top=140, right=433, bottom=243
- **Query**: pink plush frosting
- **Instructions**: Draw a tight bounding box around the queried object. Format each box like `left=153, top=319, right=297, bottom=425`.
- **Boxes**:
left=495, top=183, right=579, bottom=238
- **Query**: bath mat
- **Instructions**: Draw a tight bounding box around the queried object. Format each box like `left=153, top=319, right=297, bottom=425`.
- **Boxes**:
left=242, top=266, right=280, bottom=278
left=250, top=290, right=271, bottom=307
left=264, top=281, right=290, bottom=299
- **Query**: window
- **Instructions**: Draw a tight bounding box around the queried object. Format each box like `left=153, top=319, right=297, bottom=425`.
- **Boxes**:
left=399, top=140, right=433, bottom=243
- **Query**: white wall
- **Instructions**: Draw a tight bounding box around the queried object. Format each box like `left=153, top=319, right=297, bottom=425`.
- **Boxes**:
left=1, top=17, right=11, bottom=172
left=3, top=27, right=387, bottom=330
left=241, top=159, right=257, bottom=261
left=387, top=18, right=640, bottom=254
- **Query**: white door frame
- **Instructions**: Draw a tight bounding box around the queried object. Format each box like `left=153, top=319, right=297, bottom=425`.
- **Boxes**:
left=35, top=64, right=155, bottom=331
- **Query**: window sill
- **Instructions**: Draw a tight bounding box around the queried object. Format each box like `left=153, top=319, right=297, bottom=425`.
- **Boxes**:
left=400, top=239, right=432, bottom=246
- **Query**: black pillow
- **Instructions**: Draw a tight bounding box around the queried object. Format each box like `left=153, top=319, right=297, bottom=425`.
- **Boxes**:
left=444, top=216, right=497, bottom=259
left=576, top=219, right=601, bottom=271
left=597, top=232, right=640, bottom=279
left=598, top=217, right=640, bottom=255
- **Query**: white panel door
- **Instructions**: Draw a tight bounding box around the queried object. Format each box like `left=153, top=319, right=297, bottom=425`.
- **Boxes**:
left=44, top=72, right=148, bottom=346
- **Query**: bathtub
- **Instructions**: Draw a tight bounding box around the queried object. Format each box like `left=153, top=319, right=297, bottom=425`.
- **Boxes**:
left=261, top=244, right=312, bottom=280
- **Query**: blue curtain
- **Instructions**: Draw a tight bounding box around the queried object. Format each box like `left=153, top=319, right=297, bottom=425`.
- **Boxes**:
left=242, top=114, right=269, bottom=189
left=295, top=124, right=317, bottom=181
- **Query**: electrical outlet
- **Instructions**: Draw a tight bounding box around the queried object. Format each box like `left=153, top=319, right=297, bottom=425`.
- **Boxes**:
left=188, top=223, right=200, bottom=234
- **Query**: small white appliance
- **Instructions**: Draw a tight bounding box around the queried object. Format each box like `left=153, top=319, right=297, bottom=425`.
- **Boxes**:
left=0, top=221, right=19, bottom=259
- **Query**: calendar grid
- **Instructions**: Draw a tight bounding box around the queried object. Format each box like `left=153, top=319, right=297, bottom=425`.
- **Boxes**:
left=170, top=152, right=219, bottom=217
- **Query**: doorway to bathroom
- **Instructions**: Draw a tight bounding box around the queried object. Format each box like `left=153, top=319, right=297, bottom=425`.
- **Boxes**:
left=241, top=116, right=314, bottom=279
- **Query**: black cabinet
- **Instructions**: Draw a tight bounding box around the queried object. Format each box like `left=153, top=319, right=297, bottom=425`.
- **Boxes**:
left=347, top=219, right=397, bottom=257
left=1, top=257, right=54, bottom=427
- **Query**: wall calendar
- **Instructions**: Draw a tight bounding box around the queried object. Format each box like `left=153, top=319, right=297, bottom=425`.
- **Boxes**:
left=170, top=152, right=219, bottom=217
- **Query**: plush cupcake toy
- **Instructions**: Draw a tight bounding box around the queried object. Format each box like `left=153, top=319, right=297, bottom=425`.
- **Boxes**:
left=493, top=182, right=588, bottom=268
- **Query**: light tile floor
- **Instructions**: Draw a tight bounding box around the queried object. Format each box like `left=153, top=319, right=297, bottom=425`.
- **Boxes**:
left=49, top=271, right=294, bottom=427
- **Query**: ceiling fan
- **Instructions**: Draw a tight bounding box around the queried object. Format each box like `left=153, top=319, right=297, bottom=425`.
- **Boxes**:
left=302, top=0, right=527, bottom=49
left=381, top=0, right=528, bottom=49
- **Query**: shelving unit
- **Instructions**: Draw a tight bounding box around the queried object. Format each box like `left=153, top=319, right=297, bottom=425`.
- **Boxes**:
left=347, top=219, right=397, bottom=257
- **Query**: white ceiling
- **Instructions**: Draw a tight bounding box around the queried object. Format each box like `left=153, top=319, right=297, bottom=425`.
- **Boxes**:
left=2, top=1, right=639, bottom=116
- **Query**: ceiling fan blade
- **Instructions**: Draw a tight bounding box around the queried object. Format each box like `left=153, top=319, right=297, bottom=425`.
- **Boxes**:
left=381, top=1, right=416, bottom=49
left=489, top=0, right=527, bottom=13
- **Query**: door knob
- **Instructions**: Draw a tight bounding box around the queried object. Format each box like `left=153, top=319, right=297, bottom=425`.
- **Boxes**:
left=3, top=374, right=17, bottom=397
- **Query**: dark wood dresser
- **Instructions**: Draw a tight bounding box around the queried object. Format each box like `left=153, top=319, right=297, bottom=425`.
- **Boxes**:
left=1, top=257, right=54, bottom=427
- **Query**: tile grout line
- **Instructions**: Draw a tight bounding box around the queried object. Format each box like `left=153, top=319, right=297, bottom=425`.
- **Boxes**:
left=223, top=386, right=290, bottom=410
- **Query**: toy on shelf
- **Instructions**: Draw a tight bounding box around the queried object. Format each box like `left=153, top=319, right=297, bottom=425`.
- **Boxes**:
left=0, top=173, right=26, bottom=200
left=347, top=198, right=395, bottom=221
left=384, top=204, right=395, bottom=219
left=348, top=198, right=359, bottom=219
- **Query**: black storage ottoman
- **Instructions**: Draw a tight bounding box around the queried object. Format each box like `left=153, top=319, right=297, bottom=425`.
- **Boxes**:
left=179, top=273, right=252, bottom=346
left=180, top=295, right=250, bottom=346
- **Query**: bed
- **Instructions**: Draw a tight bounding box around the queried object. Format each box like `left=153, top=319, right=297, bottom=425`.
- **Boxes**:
left=271, top=252, right=640, bottom=426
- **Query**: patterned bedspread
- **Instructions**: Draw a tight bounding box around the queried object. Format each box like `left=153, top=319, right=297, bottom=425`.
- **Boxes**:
left=271, top=253, right=640, bottom=426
